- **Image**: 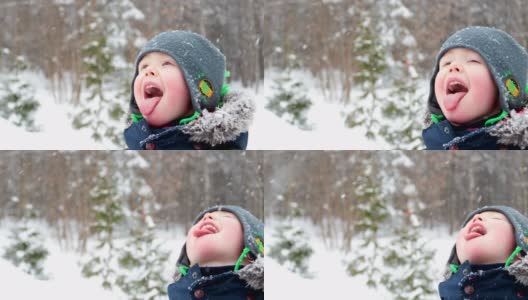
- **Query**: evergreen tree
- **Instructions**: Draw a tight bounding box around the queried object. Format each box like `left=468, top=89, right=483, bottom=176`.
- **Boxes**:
left=116, top=208, right=169, bottom=300
left=379, top=71, right=425, bottom=150
left=81, top=171, right=124, bottom=290
left=266, top=54, right=313, bottom=130
left=346, top=176, right=436, bottom=299
left=381, top=207, right=436, bottom=300
left=345, top=11, right=387, bottom=139
left=3, top=203, right=49, bottom=280
left=346, top=175, right=389, bottom=287
left=0, top=49, right=40, bottom=131
left=269, top=202, right=314, bottom=277
left=72, top=0, right=144, bottom=147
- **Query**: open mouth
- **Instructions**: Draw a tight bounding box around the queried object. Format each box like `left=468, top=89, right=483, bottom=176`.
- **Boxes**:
left=144, top=83, right=164, bottom=100
left=443, top=78, right=469, bottom=111
left=138, top=81, right=164, bottom=116
left=193, top=221, right=219, bottom=238
left=465, top=222, right=487, bottom=240
left=446, top=80, right=469, bottom=95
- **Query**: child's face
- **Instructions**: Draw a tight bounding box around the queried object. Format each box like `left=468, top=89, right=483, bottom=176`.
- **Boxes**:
left=434, top=48, right=500, bottom=125
left=186, top=211, right=244, bottom=267
left=456, top=211, right=515, bottom=265
left=134, top=52, right=193, bottom=127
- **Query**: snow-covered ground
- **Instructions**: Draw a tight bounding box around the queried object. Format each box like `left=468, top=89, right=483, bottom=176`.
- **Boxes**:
left=0, top=219, right=186, bottom=300
left=266, top=218, right=455, bottom=300
left=1, top=69, right=392, bottom=150
left=0, top=72, right=112, bottom=150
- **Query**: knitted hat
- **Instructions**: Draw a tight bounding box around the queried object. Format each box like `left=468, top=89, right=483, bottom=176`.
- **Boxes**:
left=428, top=26, right=528, bottom=118
left=176, top=205, right=264, bottom=269
left=447, top=205, right=528, bottom=267
left=129, top=30, right=226, bottom=118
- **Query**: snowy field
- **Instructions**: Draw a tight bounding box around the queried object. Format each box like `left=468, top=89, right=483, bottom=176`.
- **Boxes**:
left=0, top=69, right=393, bottom=150
left=266, top=218, right=455, bottom=300
left=0, top=219, right=186, bottom=300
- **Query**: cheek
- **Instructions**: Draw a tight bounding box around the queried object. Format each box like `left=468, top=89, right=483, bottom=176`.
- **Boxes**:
left=455, top=231, right=466, bottom=260
left=434, top=73, right=445, bottom=102
left=470, top=70, right=497, bottom=100
left=133, top=77, right=142, bottom=102
left=497, top=225, right=516, bottom=249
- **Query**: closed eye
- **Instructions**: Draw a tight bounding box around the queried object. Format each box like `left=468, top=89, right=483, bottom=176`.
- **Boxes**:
left=162, top=61, right=174, bottom=66
left=441, top=61, right=451, bottom=67
left=468, top=59, right=481, bottom=63
left=140, top=64, right=148, bottom=70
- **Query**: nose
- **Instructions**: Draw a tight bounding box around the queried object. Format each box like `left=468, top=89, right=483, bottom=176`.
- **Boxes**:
left=202, top=212, right=214, bottom=221
left=471, top=214, right=483, bottom=223
left=449, top=62, right=462, bottom=73
left=143, top=66, right=157, bottom=77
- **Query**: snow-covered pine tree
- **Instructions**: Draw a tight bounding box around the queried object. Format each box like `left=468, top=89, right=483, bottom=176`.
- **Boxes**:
left=116, top=208, right=169, bottom=300
left=346, top=175, right=388, bottom=287
left=3, top=203, right=49, bottom=280
left=345, top=10, right=387, bottom=139
left=380, top=72, right=425, bottom=149
left=269, top=201, right=314, bottom=277
left=381, top=206, right=436, bottom=300
left=376, top=0, right=424, bottom=150
left=347, top=174, right=436, bottom=299
left=72, top=0, right=144, bottom=147
left=266, top=54, right=313, bottom=130
left=81, top=171, right=124, bottom=290
left=0, top=49, right=40, bottom=131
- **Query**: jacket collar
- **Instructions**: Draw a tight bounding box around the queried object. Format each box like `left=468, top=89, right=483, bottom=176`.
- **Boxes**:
left=423, top=109, right=528, bottom=149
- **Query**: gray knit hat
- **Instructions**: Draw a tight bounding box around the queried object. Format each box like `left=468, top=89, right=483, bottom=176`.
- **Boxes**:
left=129, top=30, right=226, bottom=117
left=447, top=205, right=528, bottom=267
left=428, top=26, right=528, bottom=117
left=176, top=205, right=264, bottom=268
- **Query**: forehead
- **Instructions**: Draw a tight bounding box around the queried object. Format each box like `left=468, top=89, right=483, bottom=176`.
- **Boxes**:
left=211, top=210, right=236, bottom=217
left=138, top=52, right=176, bottom=65
left=440, top=48, right=482, bottom=60
left=479, top=211, right=507, bottom=218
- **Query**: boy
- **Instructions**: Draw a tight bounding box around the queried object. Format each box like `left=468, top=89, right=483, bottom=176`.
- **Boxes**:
left=422, top=26, right=528, bottom=149
left=439, top=205, right=528, bottom=299
left=124, top=31, right=255, bottom=150
left=168, top=205, right=264, bottom=300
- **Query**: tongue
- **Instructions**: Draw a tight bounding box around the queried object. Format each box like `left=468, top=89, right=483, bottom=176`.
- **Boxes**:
left=443, top=92, right=467, bottom=111
left=139, top=97, right=161, bottom=116
left=465, top=231, right=483, bottom=240
left=194, top=228, right=216, bottom=238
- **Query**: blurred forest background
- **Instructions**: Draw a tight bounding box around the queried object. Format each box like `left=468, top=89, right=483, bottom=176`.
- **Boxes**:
left=265, top=151, right=528, bottom=249
left=0, top=151, right=263, bottom=250
left=266, top=0, right=528, bottom=89
left=1, top=0, right=263, bottom=89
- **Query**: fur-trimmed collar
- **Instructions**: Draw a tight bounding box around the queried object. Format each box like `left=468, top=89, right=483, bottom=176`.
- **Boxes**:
left=489, top=109, right=528, bottom=149
left=181, top=91, right=255, bottom=146
left=508, top=255, right=528, bottom=285
left=237, top=256, right=264, bottom=290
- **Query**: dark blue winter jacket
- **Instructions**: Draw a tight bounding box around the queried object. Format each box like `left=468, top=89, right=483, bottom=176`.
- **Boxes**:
left=124, top=119, right=248, bottom=150
left=422, top=120, right=520, bottom=150
left=439, top=261, right=528, bottom=300
left=167, top=265, right=263, bottom=300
